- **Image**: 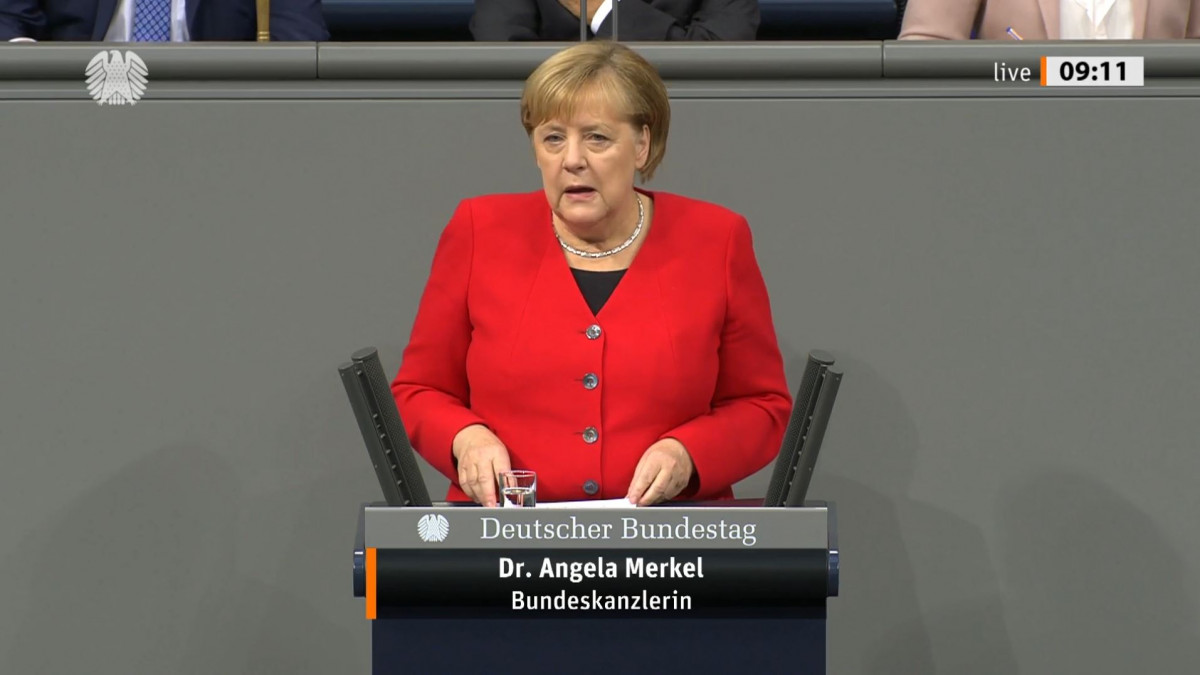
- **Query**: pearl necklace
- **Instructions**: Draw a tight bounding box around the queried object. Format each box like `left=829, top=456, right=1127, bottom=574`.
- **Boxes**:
left=555, top=194, right=644, bottom=259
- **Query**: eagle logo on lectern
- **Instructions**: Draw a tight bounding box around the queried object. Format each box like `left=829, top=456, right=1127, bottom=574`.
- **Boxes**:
left=85, top=50, right=149, bottom=106
left=417, top=514, right=449, bottom=543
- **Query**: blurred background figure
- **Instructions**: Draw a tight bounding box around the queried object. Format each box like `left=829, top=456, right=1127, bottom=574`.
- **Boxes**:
left=899, top=0, right=1200, bottom=39
left=470, top=0, right=759, bottom=41
left=1, top=0, right=328, bottom=41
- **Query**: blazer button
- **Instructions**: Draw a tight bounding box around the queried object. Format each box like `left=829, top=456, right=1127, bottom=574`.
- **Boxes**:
left=582, top=480, right=599, bottom=496
left=586, top=324, right=602, bottom=340
left=582, top=427, right=599, bottom=444
left=582, top=373, right=598, bottom=390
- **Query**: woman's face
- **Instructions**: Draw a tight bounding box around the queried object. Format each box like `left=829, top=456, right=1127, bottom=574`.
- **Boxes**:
left=532, top=93, right=650, bottom=233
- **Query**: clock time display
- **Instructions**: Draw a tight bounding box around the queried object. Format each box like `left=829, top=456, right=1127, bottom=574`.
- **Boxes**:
left=1041, top=57, right=1145, bottom=87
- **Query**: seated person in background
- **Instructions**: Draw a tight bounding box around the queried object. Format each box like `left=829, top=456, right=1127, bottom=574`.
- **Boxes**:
left=470, top=0, right=759, bottom=41
left=1, top=0, right=328, bottom=41
left=899, top=0, right=1200, bottom=39
left=392, top=41, right=791, bottom=506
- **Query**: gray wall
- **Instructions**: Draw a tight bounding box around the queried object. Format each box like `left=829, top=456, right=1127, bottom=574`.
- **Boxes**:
left=2, top=44, right=1199, bottom=674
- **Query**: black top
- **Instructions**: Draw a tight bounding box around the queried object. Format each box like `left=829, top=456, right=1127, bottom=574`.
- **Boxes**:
left=571, top=268, right=627, bottom=316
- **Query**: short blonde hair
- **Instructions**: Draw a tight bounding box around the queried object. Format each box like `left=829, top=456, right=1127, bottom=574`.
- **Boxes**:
left=521, top=41, right=671, bottom=182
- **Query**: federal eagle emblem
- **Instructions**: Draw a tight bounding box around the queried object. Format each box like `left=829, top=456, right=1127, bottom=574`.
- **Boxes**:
left=85, top=50, right=149, bottom=106
left=417, top=514, right=450, bottom=543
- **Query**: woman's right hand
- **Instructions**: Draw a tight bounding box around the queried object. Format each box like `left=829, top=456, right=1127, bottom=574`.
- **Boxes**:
left=451, top=424, right=512, bottom=507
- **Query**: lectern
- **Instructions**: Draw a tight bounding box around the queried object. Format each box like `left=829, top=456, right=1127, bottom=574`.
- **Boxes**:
left=352, top=501, right=838, bottom=674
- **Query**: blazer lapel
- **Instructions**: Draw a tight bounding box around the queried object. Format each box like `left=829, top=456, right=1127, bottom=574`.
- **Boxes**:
left=91, top=0, right=119, bottom=40
left=1036, top=0, right=1060, bottom=39
left=531, top=201, right=596, bottom=324
left=187, top=0, right=201, bottom=36
left=598, top=189, right=662, bottom=320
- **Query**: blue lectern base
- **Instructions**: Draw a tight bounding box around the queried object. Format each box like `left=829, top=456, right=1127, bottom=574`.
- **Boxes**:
left=372, top=612, right=826, bottom=674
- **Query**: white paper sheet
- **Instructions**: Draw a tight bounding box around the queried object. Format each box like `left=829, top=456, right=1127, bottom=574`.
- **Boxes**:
left=537, top=497, right=637, bottom=509
left=502, top=497, right=636, bottom=509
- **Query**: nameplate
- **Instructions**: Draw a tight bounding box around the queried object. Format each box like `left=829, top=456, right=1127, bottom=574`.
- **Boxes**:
left=364, top=506, right=829, bottom=550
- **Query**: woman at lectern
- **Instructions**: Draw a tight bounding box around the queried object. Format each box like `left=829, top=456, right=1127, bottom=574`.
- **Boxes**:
left=390, top=41, right=791, bottom=507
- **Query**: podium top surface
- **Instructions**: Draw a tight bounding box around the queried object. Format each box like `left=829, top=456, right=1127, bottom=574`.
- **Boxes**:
left=361, top=503, right=834, bottom=550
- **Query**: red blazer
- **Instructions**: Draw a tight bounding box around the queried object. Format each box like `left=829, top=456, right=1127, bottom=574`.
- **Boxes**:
left=391, top=189, right=792, bottom=503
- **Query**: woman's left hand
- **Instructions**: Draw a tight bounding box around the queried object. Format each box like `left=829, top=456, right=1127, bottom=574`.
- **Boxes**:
left=626, top=438, right=694, bottom=506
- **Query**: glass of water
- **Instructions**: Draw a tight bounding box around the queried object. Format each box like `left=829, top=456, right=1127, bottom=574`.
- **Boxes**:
left=498, top=470, right=537, bottom=508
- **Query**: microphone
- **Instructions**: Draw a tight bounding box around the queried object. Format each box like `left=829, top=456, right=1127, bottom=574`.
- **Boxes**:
left=339, top=347, right=433, bottom=507
left=784, top=367, right=842, bottom=507
left=763, top=351, right=842, bottom=508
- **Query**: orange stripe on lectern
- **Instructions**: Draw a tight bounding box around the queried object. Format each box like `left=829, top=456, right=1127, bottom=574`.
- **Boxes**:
left=1040, top=57, right=1048, bottom=86
left=366, top=547, right=378, bottom=620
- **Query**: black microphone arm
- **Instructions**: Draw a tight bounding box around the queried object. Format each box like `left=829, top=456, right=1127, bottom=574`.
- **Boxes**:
left=339, top=347, right=432, bottom=507
left=783, top=367, right=842, bottom=507
left=763, top=350, right=840, bottom=508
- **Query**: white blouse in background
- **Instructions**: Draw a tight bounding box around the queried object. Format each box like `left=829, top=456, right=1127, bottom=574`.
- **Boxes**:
left=1060, top=0, right=1136, bottom=38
